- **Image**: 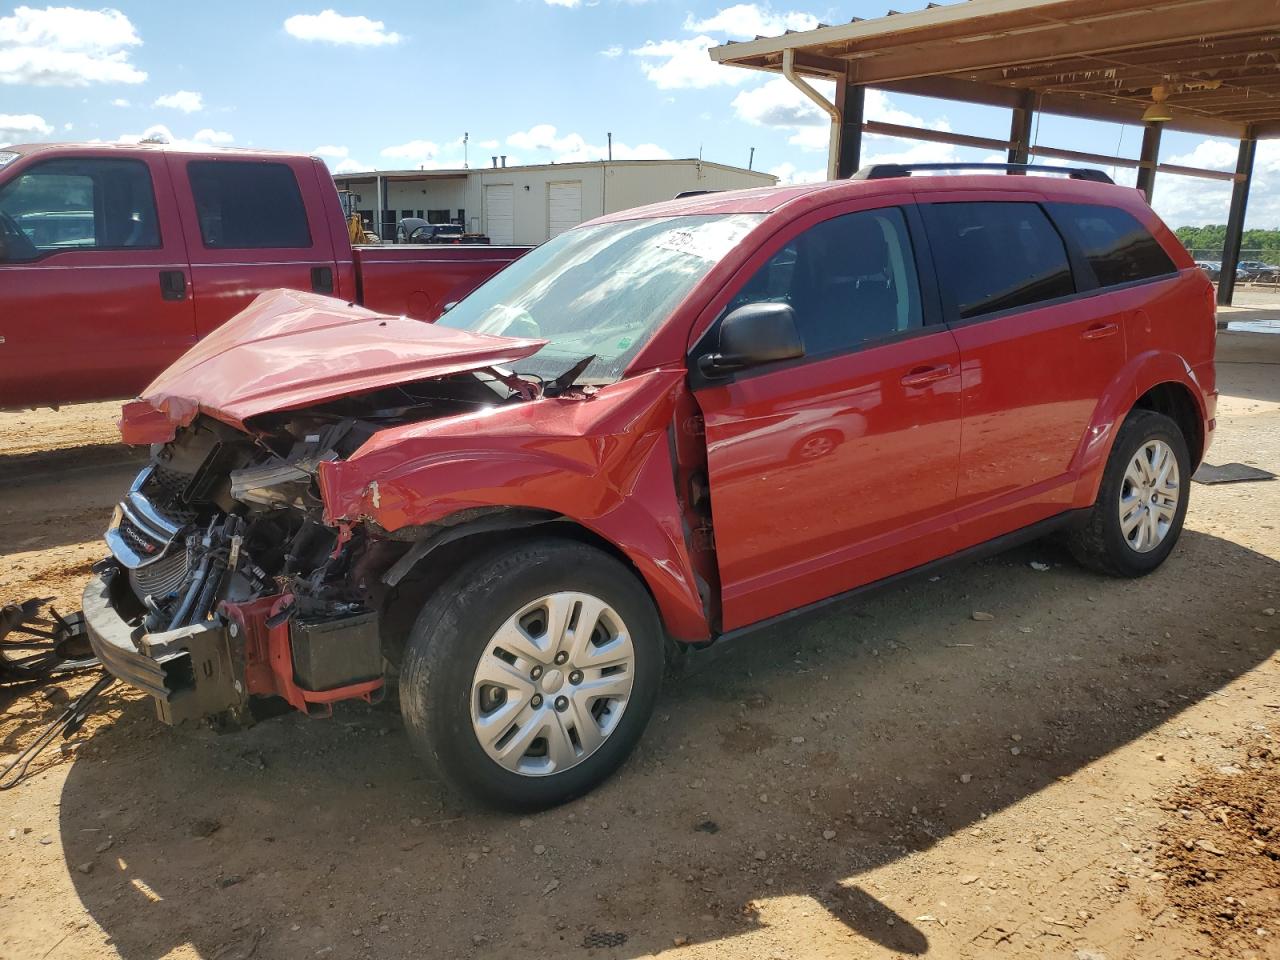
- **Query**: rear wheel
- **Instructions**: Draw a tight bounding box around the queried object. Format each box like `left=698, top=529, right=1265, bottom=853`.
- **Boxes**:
left=399, top=538, right=663, bottom=810
left=1068, top=409, right=1190, bottom=577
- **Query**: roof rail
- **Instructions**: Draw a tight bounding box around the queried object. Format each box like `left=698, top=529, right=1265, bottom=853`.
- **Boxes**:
left=851, top=162, right=1114, bottom=184
left=674, top=189, right=722, bottom=198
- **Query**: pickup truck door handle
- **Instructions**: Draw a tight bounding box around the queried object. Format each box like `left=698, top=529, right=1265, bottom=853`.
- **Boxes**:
left=311, top=266, right=334, bottom=295
left=1082, top=322, right=1119, bottom=340
left=900, top=364, right=953, bottom=388
left=159, top=270, right=187, bottom=302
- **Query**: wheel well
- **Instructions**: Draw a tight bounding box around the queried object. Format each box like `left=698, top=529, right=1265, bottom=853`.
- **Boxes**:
left=376, top=515, right=660, bottom=666
left=1133, top=382, right=1204, bottom=467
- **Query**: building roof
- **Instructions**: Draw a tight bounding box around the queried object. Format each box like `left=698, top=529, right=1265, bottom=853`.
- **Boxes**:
left=711, top=0, right=1280, bottom=138
left=331, top=157, right=777, bottom=182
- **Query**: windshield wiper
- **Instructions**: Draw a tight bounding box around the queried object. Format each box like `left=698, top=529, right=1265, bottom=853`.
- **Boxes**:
left=543, top=355, right=597, bottom=397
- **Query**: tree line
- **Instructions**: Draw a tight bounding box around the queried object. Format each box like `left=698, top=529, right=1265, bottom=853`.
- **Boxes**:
left=1174, top=225, right=1280, bottom=264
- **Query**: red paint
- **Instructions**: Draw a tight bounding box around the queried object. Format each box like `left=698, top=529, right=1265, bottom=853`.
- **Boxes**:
left=122, top=173, right=1216, bottom=646
left=119, top=288, right=545, bottom=442
left=0, top=143, right=526, bottom=409
left=222, top=595, right=383, bottom=716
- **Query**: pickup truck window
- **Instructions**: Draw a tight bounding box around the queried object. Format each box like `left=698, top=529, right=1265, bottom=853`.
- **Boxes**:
left=187, top=160, right=311, bottom=250
left=437, top=213, right=763, bottom=383
left=726, top=207, right=923, bottom=356
left=926, top=201, right=1075, bottom=320
left=0, top=157, right=159, bottom=261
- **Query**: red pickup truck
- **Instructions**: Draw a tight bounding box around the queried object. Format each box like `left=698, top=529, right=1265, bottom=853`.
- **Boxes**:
left=0, top=143, right=526, bottom=408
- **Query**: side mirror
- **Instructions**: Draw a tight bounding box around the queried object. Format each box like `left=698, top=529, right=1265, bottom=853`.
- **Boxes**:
left=699, top=302, right=804, bottom=377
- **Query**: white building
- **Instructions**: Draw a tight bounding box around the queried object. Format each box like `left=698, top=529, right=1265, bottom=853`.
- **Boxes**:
left=333, top=158, right=777, bottom=245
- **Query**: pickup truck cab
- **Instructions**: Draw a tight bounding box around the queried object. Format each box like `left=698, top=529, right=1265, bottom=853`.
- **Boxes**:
left=81, top=164, right=1216, bottom=810
left=0, top=143, right=526, bottom=408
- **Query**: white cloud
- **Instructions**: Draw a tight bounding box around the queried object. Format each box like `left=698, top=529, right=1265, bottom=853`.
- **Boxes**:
left=1155, top=138, right=1280, bottom=228
left=110, top=97, right=129, bottom=107
left=0, top=112, right=53, bottom=145
left=312, top=144, right=349, bottom=159
left=380, top=139, right=441, bottom=167
left=544, top=0, right=581, bottom=6
left=0, top=5, right=146, bottom=86
left=684, top=4, right=818, bottom=38
left=600, top=45, right=622, bottom=57
left=284, top=10, right=401, bottom=46
left=632, top=35, right=750, bottom=89
left=506, top=123, right=670, bottom=162
left=476, top=138, right=499, bottom=149
left=193, top=128, right=233, bottom=145
left=768, top=161, right=824, bottom=184
left=153, top=90, right=203, bottom=113
left=332, top=157, right=365, bottom=173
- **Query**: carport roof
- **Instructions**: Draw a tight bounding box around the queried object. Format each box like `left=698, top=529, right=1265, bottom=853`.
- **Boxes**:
left=710, top=0, right=1280, bottom=138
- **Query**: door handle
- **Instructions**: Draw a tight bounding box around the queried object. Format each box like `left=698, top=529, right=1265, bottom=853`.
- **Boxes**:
left=900, top=364, right=953, bottom=388
left=311, top=266, right=334, bottom=295
left=1082, top=321, right=1119, bottom=340
left=159, top=270, right=187, bottom=302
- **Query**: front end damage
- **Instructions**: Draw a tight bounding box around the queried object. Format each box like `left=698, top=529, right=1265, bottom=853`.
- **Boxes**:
left=83, top=289, right=715, bottom=727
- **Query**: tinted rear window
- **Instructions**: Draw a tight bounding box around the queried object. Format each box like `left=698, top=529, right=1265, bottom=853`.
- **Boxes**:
left=925, top=202, right=1074, bottom=320
left=1048, top=202, right=1176, bottom=288
left=187, top=161, right=311, bottom=249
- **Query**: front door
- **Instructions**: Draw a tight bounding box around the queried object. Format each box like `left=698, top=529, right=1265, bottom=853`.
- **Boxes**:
left=692, top=203, right=963, bottom=632
left=0, top=152, right=194, bottom=406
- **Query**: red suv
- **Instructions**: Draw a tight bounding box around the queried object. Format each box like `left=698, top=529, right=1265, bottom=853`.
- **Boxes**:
left=83, top=164, right=1216, bottom=809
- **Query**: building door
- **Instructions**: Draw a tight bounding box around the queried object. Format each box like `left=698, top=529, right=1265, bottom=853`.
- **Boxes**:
left=548, top=181, right=582, bottom=239
left=485, top=184, right=514, bottom=245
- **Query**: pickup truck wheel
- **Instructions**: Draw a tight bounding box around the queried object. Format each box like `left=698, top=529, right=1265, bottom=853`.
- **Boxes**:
left=1068, top=410, right=1190, bottom=577
left=399, top=538, right=663, bottom=810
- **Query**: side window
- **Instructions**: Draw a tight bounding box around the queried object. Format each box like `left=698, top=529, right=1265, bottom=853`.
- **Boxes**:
left=0, top=157, right=159, bottom=261
left=187, top=161, right=311, bottom=249
left=728, top=207, right=923, bottom=356
left=926, top=202, right=1074, bottom=320
left=1047, top=202, right=1176, bottom=287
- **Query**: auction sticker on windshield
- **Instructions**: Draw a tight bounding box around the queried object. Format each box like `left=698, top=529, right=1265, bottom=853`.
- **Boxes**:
left=0, top=152, right=19, bottom=169
left=655, top=216, right=756, bottom=262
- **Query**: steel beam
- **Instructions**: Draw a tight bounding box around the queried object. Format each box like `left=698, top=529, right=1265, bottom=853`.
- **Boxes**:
left=1135, top=124, right=1162, bottom=202
left=1008, top=90, right=1036, bottom=164
left=1218, top=136, right=1257, bottom=307
left=834, top=83, right=865, bottom=178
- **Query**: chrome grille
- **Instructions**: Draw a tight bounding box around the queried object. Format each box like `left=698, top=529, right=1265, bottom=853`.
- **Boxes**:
left=128, top=547, right=190, bottom=599
left=105, top=466, right=189, bottom=569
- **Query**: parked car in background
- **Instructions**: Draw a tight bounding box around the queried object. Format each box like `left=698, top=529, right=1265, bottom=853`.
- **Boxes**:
left=1237, top=260, right=1280, bottom=281
left=397, top=218, right=490, bottom=245
left=0, top=143, right=529, bottom=408
left=83, top=164, right=1216, bottom=810
left=1194, top=260, right=1220, bottom=281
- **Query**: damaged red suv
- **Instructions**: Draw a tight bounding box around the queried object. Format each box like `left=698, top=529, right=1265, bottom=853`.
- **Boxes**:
left=84, top=164, right=1216, bottom=809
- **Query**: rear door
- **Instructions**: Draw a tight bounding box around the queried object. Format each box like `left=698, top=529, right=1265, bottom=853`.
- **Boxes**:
left=920, top=195, right=1127, bottom=545
left=169, top=156, right=339, bottom=337
left=0, top=151, right=194, bottom=406
left=692, top=200, right=963, bottom=631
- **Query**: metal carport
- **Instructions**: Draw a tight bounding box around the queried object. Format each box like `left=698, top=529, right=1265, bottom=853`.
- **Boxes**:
left=710, top=0, right=1280, bottom=304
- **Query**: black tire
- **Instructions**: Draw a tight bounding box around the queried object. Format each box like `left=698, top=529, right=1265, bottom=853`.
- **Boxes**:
left=398, top=537, right=664, bottom=811
left=1067, top=409, right=1191, bottom=577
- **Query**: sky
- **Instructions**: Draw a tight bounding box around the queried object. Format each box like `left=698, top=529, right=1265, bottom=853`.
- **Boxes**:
left=1, top=0, right=1277, bottom=230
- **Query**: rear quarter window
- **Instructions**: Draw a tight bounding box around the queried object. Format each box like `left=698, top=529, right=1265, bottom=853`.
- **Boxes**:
left=1047, top=202, right=1176, bottom=288
left=187, top=160, right=311, bottom=249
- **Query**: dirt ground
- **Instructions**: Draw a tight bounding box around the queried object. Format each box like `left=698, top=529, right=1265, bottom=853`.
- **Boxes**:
left=2, top=343, right=1278, bottom=960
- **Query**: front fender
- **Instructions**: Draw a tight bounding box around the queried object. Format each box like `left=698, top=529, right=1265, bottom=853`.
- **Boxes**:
left=1069, top=349, right=1211, bottom=509
left=317, top=369, right=711, bottom=642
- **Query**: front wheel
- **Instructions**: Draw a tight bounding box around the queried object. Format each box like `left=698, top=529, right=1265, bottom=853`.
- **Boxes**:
left=1068, top=409, right=1191, bottom=577
left=399, top=538, right=663, bottom=810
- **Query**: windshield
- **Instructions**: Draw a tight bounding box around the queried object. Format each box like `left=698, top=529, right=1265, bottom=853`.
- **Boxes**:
left=437, top=213, right=763, bottom=383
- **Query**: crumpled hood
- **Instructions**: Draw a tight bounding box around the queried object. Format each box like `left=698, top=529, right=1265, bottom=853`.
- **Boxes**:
left=119, top=289, right=546, bottom=444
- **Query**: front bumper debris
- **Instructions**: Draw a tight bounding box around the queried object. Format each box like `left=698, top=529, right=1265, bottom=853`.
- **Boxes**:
left=82, top=563, right=244, bottom=724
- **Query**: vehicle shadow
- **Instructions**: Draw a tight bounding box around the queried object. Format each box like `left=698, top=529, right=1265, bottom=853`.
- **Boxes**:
left=54, top=529, right=1278, bottom=959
